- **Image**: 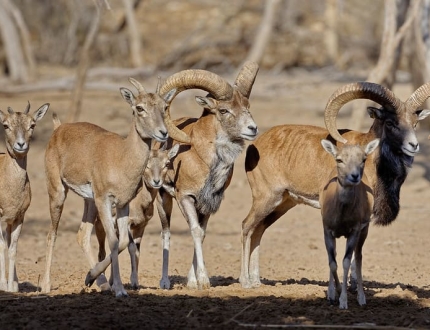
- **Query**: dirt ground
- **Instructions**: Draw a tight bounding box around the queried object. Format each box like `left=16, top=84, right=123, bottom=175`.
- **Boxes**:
left=1, top=70, right=430, bottom=329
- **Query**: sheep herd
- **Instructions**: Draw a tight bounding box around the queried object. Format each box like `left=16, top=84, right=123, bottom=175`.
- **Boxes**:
left=1, top=61, right=429, bottom=309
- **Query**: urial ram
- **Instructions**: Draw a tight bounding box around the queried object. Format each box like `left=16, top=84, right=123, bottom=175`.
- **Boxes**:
left=240, top=82, right=430, bottom=288
left=153, top=61, right=259, bottom=289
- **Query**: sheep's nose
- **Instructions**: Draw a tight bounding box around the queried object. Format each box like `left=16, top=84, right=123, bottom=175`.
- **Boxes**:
left=409, top=142, right=419, bottom=151
left=248, top=125, right=258, bottom=135
left=351, top=173, right=359, bottom=181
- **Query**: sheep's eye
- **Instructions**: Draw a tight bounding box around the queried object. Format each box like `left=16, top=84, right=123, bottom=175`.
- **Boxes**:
left=30, top=124, right=36, bottom=130
left=219, top=108, right=228, bottom=115
left=385, top=120, right=394, bottom=128
left=336, top=159, right=343, bottom=164
left=3, top=124, right=9, bottom=130
left=136, top=106, right=145, bottom=112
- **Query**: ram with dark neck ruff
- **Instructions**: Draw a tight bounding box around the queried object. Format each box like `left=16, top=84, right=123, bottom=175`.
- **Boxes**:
left=153, top=61, right=259, bottom=290
left=239, top=81, right=430, bottom=289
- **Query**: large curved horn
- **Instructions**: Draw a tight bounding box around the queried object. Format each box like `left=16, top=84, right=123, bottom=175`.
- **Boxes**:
left=159, top=70, right=234, bottom=145
left=234, top=61, right=259, bottom=98
left=324, top=82, right=403, bottom=144
left=405, top=82, right=430, bottom=112
left=159, top=69, right=234, bottom=100
left=128, top=77, right=147, bottom=94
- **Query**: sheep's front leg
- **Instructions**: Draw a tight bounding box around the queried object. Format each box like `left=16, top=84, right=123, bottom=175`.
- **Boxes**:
left=6, top=218, right=23, bottom=292
left=340, top=231, right=360, bottom=309
left=354, top=223, right=369, bottom=306
left=178, top=196, right=210, bottom=290
left=324, top=228, right=339, bottom=304
left=157, top=190, right=173, bottom=289
left=0, top=224, right=7, bottom=291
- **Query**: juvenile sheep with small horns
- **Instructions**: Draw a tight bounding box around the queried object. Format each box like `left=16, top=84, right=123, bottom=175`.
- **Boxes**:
left=319, top=138, right=379, bottom=309
left=41, top=77, right=179, bottom=297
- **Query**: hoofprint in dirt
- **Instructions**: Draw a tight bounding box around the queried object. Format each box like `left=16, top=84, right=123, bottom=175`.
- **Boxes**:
left=0, top=75, right=429, bottom=328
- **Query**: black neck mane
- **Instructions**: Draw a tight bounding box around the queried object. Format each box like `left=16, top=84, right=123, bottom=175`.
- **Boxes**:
left=372, top=141, right=413, bottom=226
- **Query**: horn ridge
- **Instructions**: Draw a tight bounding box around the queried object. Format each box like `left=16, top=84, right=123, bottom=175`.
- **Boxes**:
left=234, top=61, right=259, bottom=98
left=405, top=82, right=430, bottom=111
left=324, top=82, right=402, bottom=143
left=159, top=69, right=233, bottom=101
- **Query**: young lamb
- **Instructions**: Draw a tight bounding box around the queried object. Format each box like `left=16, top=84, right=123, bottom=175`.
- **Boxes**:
left=319, top=138, right=379, bottom=309
left=84, top=143, right=180, bottom=290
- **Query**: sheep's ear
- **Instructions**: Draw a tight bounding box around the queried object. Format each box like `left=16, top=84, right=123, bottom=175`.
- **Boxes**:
left=33, top=103, right=50, bottom=122
left=367, top=106, right=385, bottom=120
left=365, top=138, right=380, bottom=156
left=321, top=139, right=337, bottom=157
left=168, top=144, right=180, bottom=159
left=163, top=88, right=176, bottom=103
left=195, top=96, right=217, bottom=110
left=120, top=87, right=136, bottom=105
left=417, top=109, right=430, bottom=121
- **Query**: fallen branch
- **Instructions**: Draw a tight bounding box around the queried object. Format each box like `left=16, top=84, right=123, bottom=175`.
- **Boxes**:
left=0, top=66, right=156, bottom=94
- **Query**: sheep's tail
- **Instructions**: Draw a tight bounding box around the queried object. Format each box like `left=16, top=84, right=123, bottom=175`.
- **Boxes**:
left=52, top=113, right=61, bottom=129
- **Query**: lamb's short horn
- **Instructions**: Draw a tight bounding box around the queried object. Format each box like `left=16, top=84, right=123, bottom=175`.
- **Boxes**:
left=129, top=77, right=147, bottom=94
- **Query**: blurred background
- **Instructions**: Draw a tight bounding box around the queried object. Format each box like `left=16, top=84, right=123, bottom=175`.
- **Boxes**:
left=0, top=0, right=429, bottom=128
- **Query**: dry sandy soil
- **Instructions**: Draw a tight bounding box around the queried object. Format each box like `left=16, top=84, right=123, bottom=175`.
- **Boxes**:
left=0, top=70, right=430, bottom=329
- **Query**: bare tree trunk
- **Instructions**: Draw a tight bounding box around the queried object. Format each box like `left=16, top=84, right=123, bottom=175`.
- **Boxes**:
left=0, top=0, right=34, bottom=82
left=63, top=0, right=82, bottom=66
left=409, top=0, right=430, bottom=87
left=349, top=0, right=420, bottom=130
left=67, top=3, right=102, bottom=123
left=239, top=0, right=280, bottom=70
left=324, top=0, right=339, bottom=66
left=122, top=0, right=142, bottom=67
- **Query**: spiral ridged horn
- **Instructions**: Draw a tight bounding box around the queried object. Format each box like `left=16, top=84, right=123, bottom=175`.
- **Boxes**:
left=159, top=69, right=234, bottom=100
left=234, top=61, right=259, bottom=98
left=405, top=82, right=430, bottom=112
left=324, top=82, right=402, bottom=144
left=159, top=70, right=235, bottom=144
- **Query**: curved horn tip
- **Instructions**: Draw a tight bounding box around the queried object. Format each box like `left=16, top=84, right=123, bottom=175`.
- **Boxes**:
left=156, top=76, right=162, bottom=94
left=128, top=77, right=146, bottom=93
left=24, top=101, right=31, bottom=114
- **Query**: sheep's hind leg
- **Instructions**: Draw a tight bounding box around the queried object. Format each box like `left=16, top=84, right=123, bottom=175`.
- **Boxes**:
left=355, top=223, right=369, bottom=306
left=77, top=200, right=110, bottom=292
left=179, top=196, right=210, bottom=290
